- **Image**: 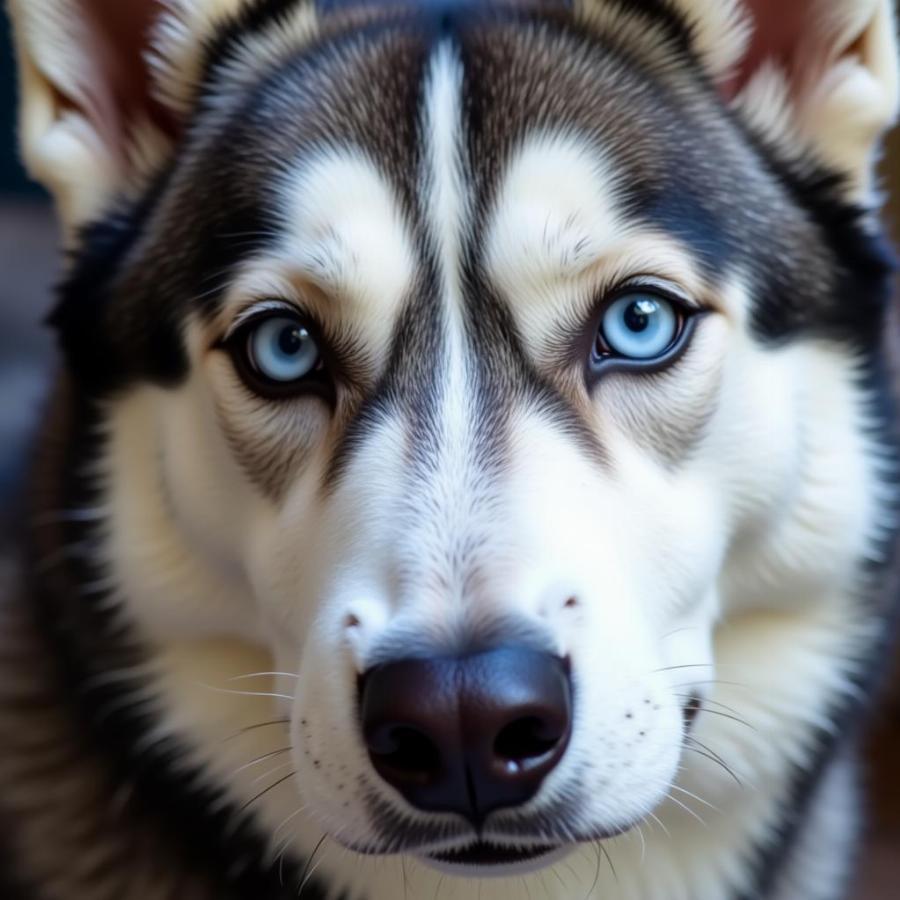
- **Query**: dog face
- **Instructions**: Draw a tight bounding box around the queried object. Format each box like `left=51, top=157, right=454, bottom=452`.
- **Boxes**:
left=10, top=0, right=899, bottom=885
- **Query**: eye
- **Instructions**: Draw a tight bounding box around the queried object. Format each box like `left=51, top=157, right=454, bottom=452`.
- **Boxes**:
left=226, top=310, right=331, bottom=400
left=596, top=292, right=682, bottom=361
left=248, top=316, right=320, bottom=382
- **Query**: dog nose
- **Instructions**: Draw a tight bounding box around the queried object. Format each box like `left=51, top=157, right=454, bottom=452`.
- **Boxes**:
left=359, top=646, right=572, bottom=825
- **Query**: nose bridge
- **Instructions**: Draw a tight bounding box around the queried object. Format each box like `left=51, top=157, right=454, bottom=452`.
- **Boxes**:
left=395, top=32, right=512, bottom=587
left=391, top=298, right=503, bottom=587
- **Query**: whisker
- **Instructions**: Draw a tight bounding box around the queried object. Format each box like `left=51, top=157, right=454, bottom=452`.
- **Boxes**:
left=269, top=804, right=311, bottom=879
left=273, top=804, right=308, bottom=849
left=239, top=770, right=296, bottom=813
left=234, top=748, right=292, bottom=779
left=683, top=739, right=742, bottom=786
left=685, top=735, right=737, bottom=771
left=672, top=693, right=749, bottom=720
left=665, top=793, right=708, bottom=828
left=275, top=811, right=309, bottom=884
left=659, top=626, right=700, bottom=641
left=687, top=706, right=756, bottom=731
left=222, top=718, right=290, bottom=742
left=297, top=833, right=328, bottom=897
left=584, top=844, right=601, bottom=900
left=401, top=849, right=410, bottom=900
left=670, top=695, right=755, bottom=731
left=228, top=672, right=300, bottom=681
left=549, top=863, right=566, bottom=890
left=635, top=823, right=646, bottom=864
left=257, top=754, right=298, bottom=787
left=669, top=783, right=719, bottom=813
left=646, top=811, right=670, bottom=839
left=654, top=663, right=714, bottom=673
left=199, top=682, right=294, bottom=702
left=599, top=842, right=617, bottom=884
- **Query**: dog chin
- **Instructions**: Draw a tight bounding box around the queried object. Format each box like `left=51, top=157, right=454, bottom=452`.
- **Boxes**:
left=416, top=843, right=572, bottom=878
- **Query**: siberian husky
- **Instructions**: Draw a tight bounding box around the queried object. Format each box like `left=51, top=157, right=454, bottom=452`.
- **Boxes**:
left=2, top=0, right=899, bottom=898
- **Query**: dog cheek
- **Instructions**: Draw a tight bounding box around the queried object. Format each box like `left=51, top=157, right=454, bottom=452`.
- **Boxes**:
left=290, top=629, right=379, bottom=848
left=561, top=605, right=685, bottom=823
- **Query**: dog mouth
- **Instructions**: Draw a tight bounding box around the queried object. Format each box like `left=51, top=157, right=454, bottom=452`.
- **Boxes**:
left=427, top=841, right=559, bottom=867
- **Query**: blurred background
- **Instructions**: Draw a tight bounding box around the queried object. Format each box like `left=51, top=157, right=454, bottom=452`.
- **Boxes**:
left=0, top=14, right=57, bottom=518
left=0, top=10, right=898, bottom=898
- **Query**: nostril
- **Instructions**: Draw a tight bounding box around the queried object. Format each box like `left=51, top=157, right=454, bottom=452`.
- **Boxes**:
left=359, top=647, right=572, bottom=820
left=494, top=715, right=564, bottom=768
left=367, top=725, right=442, bottom=785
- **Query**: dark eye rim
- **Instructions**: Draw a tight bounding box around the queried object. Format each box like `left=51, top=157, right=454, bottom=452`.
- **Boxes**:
left=584, top=286, right=704, bottom=384
left=220, top=308, right=336, bottom=404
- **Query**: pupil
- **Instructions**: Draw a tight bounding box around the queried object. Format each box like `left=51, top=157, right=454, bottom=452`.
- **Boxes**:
left=278, top=325, right=304, bottom=355
left=624, top=299, right=656, bottom=333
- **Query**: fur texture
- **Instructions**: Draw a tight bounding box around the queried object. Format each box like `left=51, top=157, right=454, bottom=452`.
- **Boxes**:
left=2, top=1, right=899, bottom=898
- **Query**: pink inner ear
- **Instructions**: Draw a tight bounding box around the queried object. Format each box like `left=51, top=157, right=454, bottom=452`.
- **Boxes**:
left=80, top=0, right=178, bottom=143
left=727, top=0, right=811, bottom=96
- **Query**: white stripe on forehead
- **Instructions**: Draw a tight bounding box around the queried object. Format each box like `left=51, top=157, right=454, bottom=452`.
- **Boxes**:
left=423, top=43, right=472, bottom=438
left=423, top=42, right=469, bottom=344
left=396, top=41, right=490, bottom=602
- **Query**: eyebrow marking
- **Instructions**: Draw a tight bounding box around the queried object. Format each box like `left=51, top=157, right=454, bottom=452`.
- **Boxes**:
left=485, top=130, right=625, bottom=291
left=275, top=146, right=417, bottom=318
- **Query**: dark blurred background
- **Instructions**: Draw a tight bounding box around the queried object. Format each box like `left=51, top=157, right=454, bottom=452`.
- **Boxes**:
left=0, top=15, right=24, bottom=197
left=0, top=12, right=898, bottom=898
left=0, top=14, right=58, bottom=509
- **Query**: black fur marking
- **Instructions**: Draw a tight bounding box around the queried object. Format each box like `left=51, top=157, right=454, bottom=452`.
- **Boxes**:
left=628, top=185, right=737, bottom=275
left=50, top=173, right=187, bottom=394
left=747, top=163, right=896, bottom=346
left=200, top=0, right=310, bottom=84
left=463, top=257, right=608, bottom=469
left=52, top=165, right=281, bottom=397
left=322, top=260, right=447, bottom=492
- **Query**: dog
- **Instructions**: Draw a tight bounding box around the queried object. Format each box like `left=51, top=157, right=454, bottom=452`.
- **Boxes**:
left=2, top=0, right=899, bottom=897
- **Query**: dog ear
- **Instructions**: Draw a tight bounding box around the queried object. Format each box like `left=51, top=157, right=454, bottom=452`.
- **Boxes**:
left=722, top=0, right=898, bottom=200
left=6, top=0, right=241, bottom=237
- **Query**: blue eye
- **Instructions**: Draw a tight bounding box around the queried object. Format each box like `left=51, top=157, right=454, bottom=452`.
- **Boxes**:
left=598, top=293, right=681, bottom=361
left=246, top=315, right=321, bottom=384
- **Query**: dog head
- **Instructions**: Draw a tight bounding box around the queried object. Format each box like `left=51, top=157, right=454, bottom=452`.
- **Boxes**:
left=11, top=0, right=899, bottom=885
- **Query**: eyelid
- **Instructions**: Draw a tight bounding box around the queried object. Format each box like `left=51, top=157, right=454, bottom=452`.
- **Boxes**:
left=224, top=299, right=301, bottom=342
left=612, top=276, right=697, bottom=309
